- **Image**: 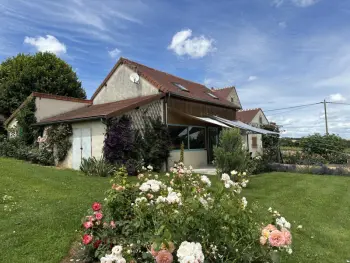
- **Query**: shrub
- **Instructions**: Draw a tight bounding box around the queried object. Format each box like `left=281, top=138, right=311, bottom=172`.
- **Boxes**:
left=103, top=115, right=142, bottom=175
left=0, top=138, right=54, bottom=166
left=300, top=133, right=347, bottom=164
left=80, top=164, right=296, bottom=262
left=214, top=128, right=250, bottom=175
left=80, top=157, right=116, bottom=177
left=142, top=117, right=171, bottom=172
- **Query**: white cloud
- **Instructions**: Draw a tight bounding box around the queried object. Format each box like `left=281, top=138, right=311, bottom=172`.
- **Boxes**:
left=24, top=35, right=66, bottom=55
left=168, top=29, right=215, bottom=58
left=329, top=93, right=346, bottom=102
left=248, top=76, right=257, bottom=81
left=272, top=0, right=284, bottom=7
left=108, top=47, right=121, bottom=58
left=273, top=0, right=319, bottom=7
left=292, top=0, right=319, bottom=7
left=278, top=22, right=287, bottom=29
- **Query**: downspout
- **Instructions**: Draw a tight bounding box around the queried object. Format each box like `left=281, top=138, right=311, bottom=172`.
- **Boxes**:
left=246, top=133, right=250, bottom=157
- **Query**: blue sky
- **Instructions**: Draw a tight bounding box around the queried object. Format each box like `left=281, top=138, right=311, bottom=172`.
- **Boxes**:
left=1, top=0, right=350, bottom=137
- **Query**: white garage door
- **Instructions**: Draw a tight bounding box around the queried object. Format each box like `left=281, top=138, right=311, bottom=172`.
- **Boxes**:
left=72, top=128, right=91, bottom=170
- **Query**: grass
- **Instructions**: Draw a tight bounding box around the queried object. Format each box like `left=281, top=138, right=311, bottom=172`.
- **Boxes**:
left=0, top=158, right=109, bottom=263
left=2, top=158, right=350, bottom=263
left=243, top=172, right=350, bottom=263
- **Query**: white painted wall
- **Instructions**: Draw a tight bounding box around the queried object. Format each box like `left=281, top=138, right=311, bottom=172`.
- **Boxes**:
left=59, top=120, right=106, bottom=169
left=226, top=89, right=242, bottom=109
left=242, top=134, right=263, bottom=157
left=35, top=97, right=89, bottom=122
left=250, top=110, right=269, bottom=126
left=93, top=64, right=160, bottom=105
left=168, top=150, right=208, bottom=169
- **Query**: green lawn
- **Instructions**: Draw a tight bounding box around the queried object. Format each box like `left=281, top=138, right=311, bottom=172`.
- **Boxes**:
left=0, top=158, right=109, bottom=263
left=243, top=172, right=350, bottom=263
left=1, top=158, right=350, bottom=263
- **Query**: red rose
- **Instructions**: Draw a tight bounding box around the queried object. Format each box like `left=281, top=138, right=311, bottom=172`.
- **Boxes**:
left=95, top=212, right=103, bottom=220
left=82, top=234, right=93, bottom=245
left=93, top=240, right=102, bottom=249
left=92, top=202, right=101, bottom=211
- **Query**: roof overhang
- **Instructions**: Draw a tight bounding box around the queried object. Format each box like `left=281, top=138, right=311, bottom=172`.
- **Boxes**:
left=213, top=116, right=279, bottom=135
left=169, top=92, right=240, bottom=109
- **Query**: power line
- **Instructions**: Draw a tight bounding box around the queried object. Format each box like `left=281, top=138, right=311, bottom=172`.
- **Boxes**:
left=264, top=102, right=323, bottom=112
left=327, top=102, right=350, bottom=106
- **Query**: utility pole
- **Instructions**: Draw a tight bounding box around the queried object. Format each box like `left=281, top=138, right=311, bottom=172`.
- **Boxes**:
left=324, top=99, right=329, bottom=135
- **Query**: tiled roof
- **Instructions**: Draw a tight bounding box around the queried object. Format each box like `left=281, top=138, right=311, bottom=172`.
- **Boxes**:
left=212, top=87, right=234, bottom=98
left=92, top=57, right=239, bottom=109
left=37, top=94, right=164, bottom=125
left=236, top=108, right=261, bottom=123
left=5, top=92, right=91, bottom=126
left=32, top=92, right=92, bottom=104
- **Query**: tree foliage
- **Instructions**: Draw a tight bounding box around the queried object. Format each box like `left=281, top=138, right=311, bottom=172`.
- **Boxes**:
left=16, top=98, right=40, bottom=145
left=300, top=133, right=346, bottom=158
left=261, top=124, right=280, bottom=163
left=214, top=128, right=250, bottom=175
left=0, top=52, right=86, bottom=118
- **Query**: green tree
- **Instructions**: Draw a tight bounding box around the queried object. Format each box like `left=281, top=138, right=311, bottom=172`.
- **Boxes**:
left=301, top=133, right=345, bottom=157
left=0, top=52, right=86, bottom=118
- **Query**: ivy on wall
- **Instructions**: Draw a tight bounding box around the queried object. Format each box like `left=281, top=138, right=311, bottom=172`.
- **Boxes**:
left=46, top=123, right=73, bottom=163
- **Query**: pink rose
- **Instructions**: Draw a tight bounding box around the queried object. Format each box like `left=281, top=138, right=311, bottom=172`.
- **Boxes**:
left=86, top=216, right=94, bottom=222
left=83, top=221, right=93, bottom=229
left=264, top=224, right=277, bottom=232
left=269, top=230, right=286, bottom=247
left=282, top=229, right=292, bottom=245
left=151, top=246, right=159, bottom=257
left=156, top=250, right=173, bottom=263
left=82, top=234, right=93, bottom=245
left=260, top=236, right=267, bottom=245
left=110, top=221, right=116, bottom=229
left=95, top=212, right=103, bottom=220
left=92, top=202, right=101, bottom=211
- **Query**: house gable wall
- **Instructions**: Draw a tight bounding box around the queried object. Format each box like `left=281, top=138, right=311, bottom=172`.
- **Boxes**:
left=250, top=110, right=269, bottom=126
left=35, top=97, right=89, bottom=122
left=226, top=89, right=242, bottom=109
left=93, top=64, right=160, bottom=105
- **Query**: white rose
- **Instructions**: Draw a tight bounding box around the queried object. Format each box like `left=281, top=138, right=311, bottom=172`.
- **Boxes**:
left=231, top=170, right=238, bottom=175
left=112, top=245, right=123, bottom=256
left=221, top=173, right=230, bottom=181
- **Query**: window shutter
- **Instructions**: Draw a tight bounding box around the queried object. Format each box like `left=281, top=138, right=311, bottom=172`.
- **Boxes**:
left=252, top=136, right=257, bottom=148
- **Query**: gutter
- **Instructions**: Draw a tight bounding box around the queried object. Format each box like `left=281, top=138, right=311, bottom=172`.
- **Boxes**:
left=33, top=116, right=104, bottom=126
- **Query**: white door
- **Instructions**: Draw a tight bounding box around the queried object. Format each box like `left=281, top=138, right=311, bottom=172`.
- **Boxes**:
left=72, top=128, right=92, bottom=170
left=81, top=128, right=92, bottom=160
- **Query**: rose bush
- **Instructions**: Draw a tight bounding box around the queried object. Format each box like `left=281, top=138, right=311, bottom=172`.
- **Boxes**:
left=80, top=163, right=295, bottom=262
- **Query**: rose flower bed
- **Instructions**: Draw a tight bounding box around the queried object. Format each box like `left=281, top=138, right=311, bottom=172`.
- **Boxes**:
left=80, top=164, right=295, bottom=263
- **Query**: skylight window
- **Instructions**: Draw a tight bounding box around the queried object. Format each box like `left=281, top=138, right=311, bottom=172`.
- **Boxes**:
left=172, top=82, right=189, bottom=92
left=207, top=92, right=219, bottom=99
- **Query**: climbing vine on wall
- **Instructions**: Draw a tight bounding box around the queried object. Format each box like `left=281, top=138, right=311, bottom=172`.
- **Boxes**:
left=46, top=123, right=73, bottom=163
left=261, top=124, right=280, bottom=162
left=16, top=98, right=40, bottom=145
